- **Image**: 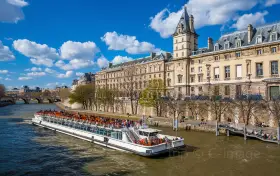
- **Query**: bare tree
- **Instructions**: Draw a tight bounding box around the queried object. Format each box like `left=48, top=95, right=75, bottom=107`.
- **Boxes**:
left=204, top=85, right=232, bottom=122
left=231, top=84, right=263, bottom=125
left=264, top=94, right=280, bottom=127
left=122, top=65, right=139, bottom=115
left=59, top=88, right=71, bottom=102
left=163, top=91, right=186, bottom=130
left=185, top=97, right=208, bottom=121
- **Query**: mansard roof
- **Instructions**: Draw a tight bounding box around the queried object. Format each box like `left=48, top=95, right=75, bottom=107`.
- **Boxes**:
left=103, top=53, right=173, bottom=71
left=192, top=22, right=280, bottom=56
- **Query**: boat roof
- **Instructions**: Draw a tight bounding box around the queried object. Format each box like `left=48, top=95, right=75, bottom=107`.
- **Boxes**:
left=138, top=128, right=161, bottom=133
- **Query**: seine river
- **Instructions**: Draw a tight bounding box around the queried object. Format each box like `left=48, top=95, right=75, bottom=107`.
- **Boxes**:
left=1, top=104, right=280, bottom=176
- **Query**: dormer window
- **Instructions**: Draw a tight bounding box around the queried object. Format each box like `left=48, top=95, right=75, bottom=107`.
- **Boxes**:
left=224, top=41, right=230, bottom=50
left=214, top=44, right=219, bottom=51
left=256, top=35, right=262, bottom=44
left=236, top=39, right=242, bottom=48
left=271, top=32, right=277, bottom=41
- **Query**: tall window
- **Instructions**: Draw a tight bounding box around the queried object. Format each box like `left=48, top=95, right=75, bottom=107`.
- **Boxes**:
left=272, top=47, right=277, bottom=53
left=167, top=79, right=171, bottom=86
left=236, top=65, right=242, bottom=78
left=198, top=66, right=202, bottom=73
left=257, top=49, right=262, bottom=55
left=182, top=52, right=184, bottom=57
left=225, top=66, right=230, bottom=79
left=191, top=67, right=195, bottom=73
left=214, top=67, right=220, bottom=79
left=271, top=61, right=278, bottom=75
left=236, top=85, right=241, bottom=97
left=191, top=76, right=195, bottom=83
left=256, top=63, right=263, bottom=76
left=198, top=75, right=202, bottom=82
left=178, top=74, right=183, bottom=83
left=225, top=85, right=230, bottom=96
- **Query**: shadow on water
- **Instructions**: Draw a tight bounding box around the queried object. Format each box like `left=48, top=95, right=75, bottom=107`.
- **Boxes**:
left=151, top=145, right=199, bottom=159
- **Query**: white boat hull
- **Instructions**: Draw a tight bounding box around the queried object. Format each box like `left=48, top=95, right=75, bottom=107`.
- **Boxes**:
left=32, top=116, right=185, bottom=157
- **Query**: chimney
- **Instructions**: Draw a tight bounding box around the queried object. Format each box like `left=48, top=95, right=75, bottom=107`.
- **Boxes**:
left=165, top=52, right=171, bottom=60
left=248, top=24, right=253, bottom=43
left=151, top=52, right=156, bottom=58
left=109, top=62, right=113, bottom=68
left=208, top=37, right=213, bottom=50
left=189, top=15, right=194, bottom=32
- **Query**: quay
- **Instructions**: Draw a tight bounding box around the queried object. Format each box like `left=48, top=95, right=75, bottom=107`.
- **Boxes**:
left=216, top=122, right=280, bottom=144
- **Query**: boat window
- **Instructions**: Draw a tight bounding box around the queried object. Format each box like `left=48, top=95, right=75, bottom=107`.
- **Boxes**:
left=149, top=132, right=158, bottom=137
left=143, top=132, right=149, bottom=136
left=139, top=131, right=143, bottom=135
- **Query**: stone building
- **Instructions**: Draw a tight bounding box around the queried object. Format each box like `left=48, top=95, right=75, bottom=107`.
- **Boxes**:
left=96, top=6, right=280, bottom=100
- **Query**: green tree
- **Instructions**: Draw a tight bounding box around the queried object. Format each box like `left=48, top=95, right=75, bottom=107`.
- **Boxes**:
left=139, top=79, right=166, bottom=117
left=69, top=84, right=95, bottom=109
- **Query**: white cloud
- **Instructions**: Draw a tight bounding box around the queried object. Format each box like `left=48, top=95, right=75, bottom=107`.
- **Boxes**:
left=26, top=72, right=46, bottom=77
left=0, top=41, right=15, bottom=61
left=97, top=56, right=109, bottom=68
left=150, top=8, right=183, bottom=38
left=55, top=60, right=65, bottom=67
left=7, top=0, right=28, bottom=7
left=150, top=0, right=262, bottom=37
left=57, top=71, right=74, bottom=78
left=0, top=0, right=28, bottom=23
left=18, top=76, right=32, bottom=80
left=101, top=31, right=160, bottom=54
left=76, top=72, right=84, bottom=77
left=265, top=0, right=280, bottom=6
left=13, top=39, right=59, bottom=67
left=0, top=70, right=9, bottom=74
left=55, top=59, right=94, bottom=71
left=60, top=41, right=99, bottom=60
left=232, top=11, right=269, bottom=30
left=5, top=78, right=12, bottom=81
left=112, top=56, right=133, bottom=65
left=24, top=67, right=42, bottom=72
left=45, top=68, right=56, bottom=74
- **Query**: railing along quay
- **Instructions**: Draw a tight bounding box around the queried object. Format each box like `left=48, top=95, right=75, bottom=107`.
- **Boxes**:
left=215, top=121, right=280, bottom=144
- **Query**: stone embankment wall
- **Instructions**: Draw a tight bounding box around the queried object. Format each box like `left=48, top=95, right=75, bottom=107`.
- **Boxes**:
left=98, top=101, right=276, bottom=127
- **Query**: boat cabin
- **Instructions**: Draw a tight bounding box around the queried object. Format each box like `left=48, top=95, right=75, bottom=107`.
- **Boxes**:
left=138, top=128, right=161, bottom=139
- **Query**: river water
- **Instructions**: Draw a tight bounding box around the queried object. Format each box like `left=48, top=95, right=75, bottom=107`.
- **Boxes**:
left=0, top=104, right=280, bottom=176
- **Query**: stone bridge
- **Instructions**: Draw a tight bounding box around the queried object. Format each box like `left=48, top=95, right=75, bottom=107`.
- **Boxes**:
left=1, top=95, right=61, bottom=104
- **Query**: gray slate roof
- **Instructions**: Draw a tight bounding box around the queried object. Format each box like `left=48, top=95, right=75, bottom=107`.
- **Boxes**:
left=104, top=53, right=173, bottom=71
left=193, top=22, right=280, bottom=55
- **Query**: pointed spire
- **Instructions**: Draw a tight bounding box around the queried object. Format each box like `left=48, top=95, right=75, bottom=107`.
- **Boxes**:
left=173, top=5, right=191, bottom=35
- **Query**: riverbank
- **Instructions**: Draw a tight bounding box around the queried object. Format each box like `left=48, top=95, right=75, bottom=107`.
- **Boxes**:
left=55, top=102, right=222, bottom=134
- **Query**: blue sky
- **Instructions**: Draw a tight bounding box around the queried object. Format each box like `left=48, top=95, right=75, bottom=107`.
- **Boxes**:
left=0, top=0, right=280, bottom=89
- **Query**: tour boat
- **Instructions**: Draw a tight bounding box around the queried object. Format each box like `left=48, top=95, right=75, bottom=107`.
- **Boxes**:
left=32, top=113, right=185, bottom=157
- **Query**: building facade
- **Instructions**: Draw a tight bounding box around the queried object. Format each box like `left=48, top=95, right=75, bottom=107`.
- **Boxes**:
left=96, top=6, right=280, bottom=100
